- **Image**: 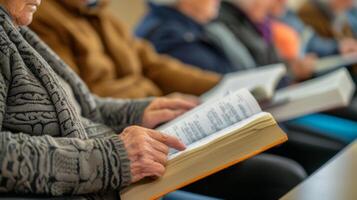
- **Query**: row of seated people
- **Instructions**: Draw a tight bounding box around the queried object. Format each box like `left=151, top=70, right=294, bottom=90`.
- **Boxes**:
left=0, top=0, right=356, bottom=199
left=31, top=0, right=357, bottom=198
left=135, top=0, right=357, bottom=171
left=29, top=0, right=357, bottom=169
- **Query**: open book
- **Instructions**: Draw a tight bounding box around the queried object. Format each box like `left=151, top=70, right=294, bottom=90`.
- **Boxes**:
left=201, top=64, right=287, bottom=102
left=314, top=53, right=357, bottom=74
left=267, top=68, right=355, bottom=121
left=120, top=89, right=287, bottom=200
left=202, top=66, right=355, bottom=122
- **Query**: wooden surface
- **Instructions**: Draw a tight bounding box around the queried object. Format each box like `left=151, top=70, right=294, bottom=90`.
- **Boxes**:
left=281, top=141, right=357, bottom=200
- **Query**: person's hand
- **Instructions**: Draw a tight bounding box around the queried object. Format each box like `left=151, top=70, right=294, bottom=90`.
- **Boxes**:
left=339, top=38, right=357, bottom=55
left=289, top=54, right=317, bottom=81
left=142, top=97, right=198, bottom=129
left=119, top=126, right=186, bottom=183
left=166, top=92, right=201, bottom=105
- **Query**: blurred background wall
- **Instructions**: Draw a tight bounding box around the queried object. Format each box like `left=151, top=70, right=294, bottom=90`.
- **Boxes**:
left=109, top=0, right=307, bottom=31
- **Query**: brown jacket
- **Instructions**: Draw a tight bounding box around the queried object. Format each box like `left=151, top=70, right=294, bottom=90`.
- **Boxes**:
left=298, top=0, right=354, bottom=40
left=30, top=0, right=220, bottom=98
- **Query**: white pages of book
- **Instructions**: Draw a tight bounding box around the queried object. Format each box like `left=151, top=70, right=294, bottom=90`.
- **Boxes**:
left=157, top=89, right=262, bottom=160
left=314, top=53, right=357, bottom=74
left=267, top=68, right=355, bottom=122
left=200, top=64, right=287, bottom=102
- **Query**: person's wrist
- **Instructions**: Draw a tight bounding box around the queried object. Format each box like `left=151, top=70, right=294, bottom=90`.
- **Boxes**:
left=133, top=98, right=154, bottom=126
left=109, top=135, right=132, bottom=188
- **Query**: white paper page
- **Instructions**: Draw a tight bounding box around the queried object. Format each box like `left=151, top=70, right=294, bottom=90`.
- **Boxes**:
left=315, top=53, right=357, bottom=74
left=201, top=64, right=286, bottom=102
left=273, top=68, right=345, bottom=102
left=157, top=89, right=261, bottom=156
left=169, top=112, right=271, bottom=160
left=267, top=68, right=355, bottom=122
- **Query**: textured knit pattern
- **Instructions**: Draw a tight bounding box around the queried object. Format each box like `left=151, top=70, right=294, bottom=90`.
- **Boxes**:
left=0, top=7, right=150, bottom=198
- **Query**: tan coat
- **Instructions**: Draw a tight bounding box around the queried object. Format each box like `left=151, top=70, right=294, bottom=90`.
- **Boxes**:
left=298, top=1, right=354, bottom=40
left=30, top=0, right=220, bottom=98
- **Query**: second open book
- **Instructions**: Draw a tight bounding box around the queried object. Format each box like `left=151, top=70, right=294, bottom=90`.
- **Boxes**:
left=121, top=89, right=287, bottom=200
left=202, top=64, right=355, bottom=122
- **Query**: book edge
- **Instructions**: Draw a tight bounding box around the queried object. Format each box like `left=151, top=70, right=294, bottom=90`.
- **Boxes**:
left=149, top=129, right=288, bottom=200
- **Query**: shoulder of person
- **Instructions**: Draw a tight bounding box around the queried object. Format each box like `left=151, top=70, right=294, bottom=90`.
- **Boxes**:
left=298, top=1, right=319, bottom=16
left=144, top=16, right=196, bottom=46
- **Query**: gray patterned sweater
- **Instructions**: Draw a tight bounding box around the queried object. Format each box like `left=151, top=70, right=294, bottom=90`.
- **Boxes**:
left=0, top=6, right=150, bottom=198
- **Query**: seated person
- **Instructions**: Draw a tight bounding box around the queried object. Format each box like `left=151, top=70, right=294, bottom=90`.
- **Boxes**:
left=271, top=0, right=357, bottom=121
left=298, top=0, right=355, bottom=40
left=215, top=0, right=282, bottom=67
left=215, top=0, right=357, bottom=139
left=0, top=1, right=306, bottom=200
left=29, top=0, right=221, bottom=99
left=298, top=0, right=357, bottom=83
left=271, top=0, right=357, bottom=58
left=215, top=0, right=318, bottom=81
left=136, top=0, right=238, bottom=74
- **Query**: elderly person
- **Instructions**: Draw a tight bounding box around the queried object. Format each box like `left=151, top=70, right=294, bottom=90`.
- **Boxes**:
left=216, top=0, right=281, bottom=67
left=271, top=0, right=357, bottom=58
left=0, top=0, right=212, bottom=199
left=215, top=0, right=320, bottom=81
left=298, top=0, right=355, bottom=39
left=216, top=0, right=357, bottom=148
left=29, top=0, right=221, bottom=99
left=0, top=1, right=309, bottom=200
left=136, top=0, right=238, bottom=74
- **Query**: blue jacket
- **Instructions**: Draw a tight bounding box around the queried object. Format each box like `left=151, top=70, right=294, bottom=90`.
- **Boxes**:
left=135, top=3, right=235, bottom=74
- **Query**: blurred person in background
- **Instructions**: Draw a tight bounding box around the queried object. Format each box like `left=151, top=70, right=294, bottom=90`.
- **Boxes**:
left=296, top=0, right=357, bottom=120
left=137, top=0, right=284, bottom=75
left=30, top=0, right=221, bottom=100
left=216, top=0, right=316, bottom=81
left=271, top=0, right=357, bottom=58
left=216, top=0, right=357, bottom=143
left=298, top=0, right=356, bottom=40
left=210, top=0, right=357, bottom=119
left=136, top=0, right=238, bottom=74
left=216, top=0, right=280, bottom=67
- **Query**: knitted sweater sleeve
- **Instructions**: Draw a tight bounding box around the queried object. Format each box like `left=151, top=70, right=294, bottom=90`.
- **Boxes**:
left=0, top=72, right=132, bottom=196
left=94, top=97, right=152, bottom=132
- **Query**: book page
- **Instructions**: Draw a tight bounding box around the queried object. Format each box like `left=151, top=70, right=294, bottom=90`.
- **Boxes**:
left=157, top=89, right=261, bottom=156
left=274, top=68, right=347, bottom=101
left=314, top=53, right=357, bottom=74
left=168, top=112, right=272, bottom=160
left=200, top=64, right=286, bottom=102
left=267, top=68, right=355, bottom=122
